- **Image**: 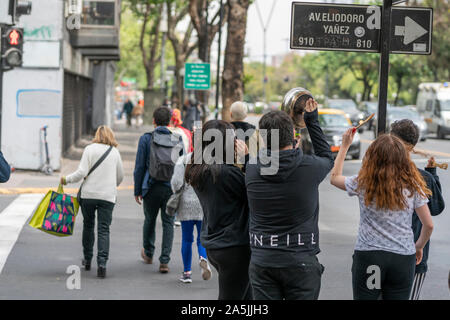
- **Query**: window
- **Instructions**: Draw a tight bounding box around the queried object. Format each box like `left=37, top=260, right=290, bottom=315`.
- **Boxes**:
left=81, top=0, right=115, bottom=26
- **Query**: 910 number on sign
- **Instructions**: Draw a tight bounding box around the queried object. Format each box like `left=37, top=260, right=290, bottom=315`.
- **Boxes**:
left=298, top=37, right=315, bottom=46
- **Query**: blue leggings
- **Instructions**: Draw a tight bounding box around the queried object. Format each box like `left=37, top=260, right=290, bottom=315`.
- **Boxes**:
left=181, top=220, right=207, bottom=272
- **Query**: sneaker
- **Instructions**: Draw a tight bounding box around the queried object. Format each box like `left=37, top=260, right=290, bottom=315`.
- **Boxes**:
left=159, top=263, right=170, bottom=274
left=199, top=257, right=212, bottom=281
left=141, top=248, right=153, bottom=264
left=179, top=272, right=192, bottom=283
left=174, top=221, right=181, bottom=227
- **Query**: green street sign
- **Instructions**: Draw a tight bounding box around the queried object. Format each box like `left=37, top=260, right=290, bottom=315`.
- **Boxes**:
left=184, top=63, right=211, bottom=90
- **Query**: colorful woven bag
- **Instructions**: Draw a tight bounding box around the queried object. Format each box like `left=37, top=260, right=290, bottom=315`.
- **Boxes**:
left=29, top=184, right=80, bottom=237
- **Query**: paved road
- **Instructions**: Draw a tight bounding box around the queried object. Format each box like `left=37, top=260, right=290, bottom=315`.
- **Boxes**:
left=0, top=120, right=449, bottom=300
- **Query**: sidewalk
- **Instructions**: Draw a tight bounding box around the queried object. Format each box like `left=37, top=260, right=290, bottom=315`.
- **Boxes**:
left=0, top=120, right=151, bottom=194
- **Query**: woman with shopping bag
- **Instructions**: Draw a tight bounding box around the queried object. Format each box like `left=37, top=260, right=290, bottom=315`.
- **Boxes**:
left=61, top=125, right=124, bottom=278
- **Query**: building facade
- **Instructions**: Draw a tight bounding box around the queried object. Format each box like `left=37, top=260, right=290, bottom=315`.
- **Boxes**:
left=0, top=0, right=120, bottom=170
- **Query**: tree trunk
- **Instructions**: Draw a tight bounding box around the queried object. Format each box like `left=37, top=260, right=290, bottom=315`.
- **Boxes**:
left=394, top=76, right=403, bottom=106
left=221, top=0, right=250, bottom=122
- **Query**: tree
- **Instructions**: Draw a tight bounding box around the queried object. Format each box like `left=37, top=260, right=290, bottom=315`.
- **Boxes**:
left=127, top=0, right=165, bottom=89
left=221, top=0, right=251, bottom=121
left=166, top=0, right=198, bottom=108
left=189, top=0, right=228, bottom=115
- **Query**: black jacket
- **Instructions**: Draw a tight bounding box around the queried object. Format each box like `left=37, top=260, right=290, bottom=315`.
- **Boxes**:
left=245, top=109, right=334, bottom=268
left=194, top=164, right=249, bottom=250
left=0, top=152, right=10, bottom=183
left=231, top=121, right=256, bottom=140
left=413, top=167, right=445, bottom=273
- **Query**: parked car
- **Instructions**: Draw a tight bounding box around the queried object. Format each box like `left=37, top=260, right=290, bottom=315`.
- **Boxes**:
left=416, top=82, right=450, bottom=139
left=373, top=106, right=428, bottom=141
left=300, top=108, right=361, bottom=160
left=324, top=99, right=366, bottom=132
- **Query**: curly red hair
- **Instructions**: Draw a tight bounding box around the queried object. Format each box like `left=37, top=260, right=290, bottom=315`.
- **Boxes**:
left=357, top=134, right=431, bottom=211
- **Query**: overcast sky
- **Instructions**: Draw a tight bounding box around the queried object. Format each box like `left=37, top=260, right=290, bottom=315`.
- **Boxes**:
left=245, top=0, right=367, bottom=62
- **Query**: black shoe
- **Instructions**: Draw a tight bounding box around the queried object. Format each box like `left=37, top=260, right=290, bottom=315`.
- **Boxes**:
left=97, top=266, right=106, bottom=279
left=82, top=259, right=91, bottom=271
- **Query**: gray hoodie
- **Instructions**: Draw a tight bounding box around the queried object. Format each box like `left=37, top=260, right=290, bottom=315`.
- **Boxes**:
left=170, top=154, right=204, bottom=221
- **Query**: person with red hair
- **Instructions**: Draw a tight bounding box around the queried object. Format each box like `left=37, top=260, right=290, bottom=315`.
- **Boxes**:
left=169, top=108, right=193, bottom=153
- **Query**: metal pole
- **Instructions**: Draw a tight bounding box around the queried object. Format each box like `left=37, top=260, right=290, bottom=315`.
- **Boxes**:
left=255, top=0, right=278, bottom=104
left=0, top=66, right=3, bottom=146
left=215, top=0, right=223, bottom=120
left=263, top=28, right=266, bottom=103
left=376, top=0, right=393, bottom=136
left=160, top=32, right=166, bottom=92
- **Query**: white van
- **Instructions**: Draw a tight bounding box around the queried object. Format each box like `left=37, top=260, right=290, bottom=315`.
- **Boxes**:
left=416, top=82, right=450, bottom=139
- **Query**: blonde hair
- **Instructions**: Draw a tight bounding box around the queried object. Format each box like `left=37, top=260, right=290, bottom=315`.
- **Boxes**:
left=230, top=101, right=248, bottom=121
left=92, top=125, right=118, bottom=147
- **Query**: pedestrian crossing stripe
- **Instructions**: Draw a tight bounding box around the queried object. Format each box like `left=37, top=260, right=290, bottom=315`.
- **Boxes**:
left=0, top=194, right=44, bottom=274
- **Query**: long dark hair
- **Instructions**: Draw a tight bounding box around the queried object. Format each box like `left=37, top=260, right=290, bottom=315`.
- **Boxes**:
left=185, top=120, right=235, bottom=190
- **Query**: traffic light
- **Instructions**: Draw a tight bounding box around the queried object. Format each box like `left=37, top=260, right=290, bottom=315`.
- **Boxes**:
left=1, top=27, right=24, bottom=70
left=8, top=0, right=32, bottom=23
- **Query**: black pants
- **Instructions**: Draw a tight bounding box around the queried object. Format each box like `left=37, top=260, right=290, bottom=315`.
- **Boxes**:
left=352, top=250, right=416, bottom=300
left=80, top=199, right=115, bottom=267
left=206, top=246, right=252, bottom=300
left=249, top=255, right=324, bottom=300
left=142, top=183, right=174, bottom=264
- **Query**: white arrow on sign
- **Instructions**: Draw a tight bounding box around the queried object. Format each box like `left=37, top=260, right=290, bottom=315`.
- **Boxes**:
left=394, top=16, right=428, bottom=45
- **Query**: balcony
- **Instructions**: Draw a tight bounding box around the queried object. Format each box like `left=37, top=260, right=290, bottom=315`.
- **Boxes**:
left=69, top=0, right=120, bottom=60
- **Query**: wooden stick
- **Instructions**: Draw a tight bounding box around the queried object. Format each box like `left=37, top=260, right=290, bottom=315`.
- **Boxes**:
left=356, top=113, right=375, bottom=130
left=412, top=149, right=448, bottom=170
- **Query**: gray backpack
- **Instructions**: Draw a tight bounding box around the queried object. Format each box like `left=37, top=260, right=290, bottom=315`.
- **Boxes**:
left=149, top=131, right=182, bottom=181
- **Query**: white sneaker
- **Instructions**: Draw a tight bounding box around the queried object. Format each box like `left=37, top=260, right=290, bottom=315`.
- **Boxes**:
left=174, top=221, right=181, bottom=227
left=199, top=257, right=212, bottom=281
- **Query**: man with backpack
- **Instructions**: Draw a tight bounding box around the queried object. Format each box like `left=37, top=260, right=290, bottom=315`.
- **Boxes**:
left=134, top=107, right=184, bottom=273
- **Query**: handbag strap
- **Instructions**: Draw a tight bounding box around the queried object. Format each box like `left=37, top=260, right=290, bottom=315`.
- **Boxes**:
left=84, top=145, right=113, bottom=180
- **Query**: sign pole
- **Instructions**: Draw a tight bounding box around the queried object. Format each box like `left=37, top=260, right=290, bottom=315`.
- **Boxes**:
left=215, top=0, right=223, bottom=120
left=377, top=0, right=393, bottom=136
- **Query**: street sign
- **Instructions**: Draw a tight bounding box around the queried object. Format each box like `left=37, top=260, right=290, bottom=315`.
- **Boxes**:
left=390, top=7, right=432, bottom=54
left=290, top=3, right=381, bottom=53
left=290, top=3, right=433, bottom=55
left=184, top=63, right=211, bottom=91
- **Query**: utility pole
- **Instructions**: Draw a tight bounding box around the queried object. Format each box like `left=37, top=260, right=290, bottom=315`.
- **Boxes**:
left=255, top=0, right=277, bottom=104
left=214, top=0, right=223, bottom=119
left=160, top=3, right=168, bottom=98
left=377, top=0, right=393, bottom=136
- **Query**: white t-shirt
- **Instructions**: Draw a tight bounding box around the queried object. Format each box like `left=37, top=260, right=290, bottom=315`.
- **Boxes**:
left=66, top=143, right=124, bottom=203
left=345, top=175, right=428, bottom=255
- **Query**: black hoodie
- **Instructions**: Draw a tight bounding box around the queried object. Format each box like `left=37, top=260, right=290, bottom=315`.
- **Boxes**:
left=245, top=109, right=334, bottom=268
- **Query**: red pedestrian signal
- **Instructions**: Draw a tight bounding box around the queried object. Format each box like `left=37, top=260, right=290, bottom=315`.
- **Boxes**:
left=9, top=29, right=20, bottom=45
left=1, top=27, right=24, bottom=69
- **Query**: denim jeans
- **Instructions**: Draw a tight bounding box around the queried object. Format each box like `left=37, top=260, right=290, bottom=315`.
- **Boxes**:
left=80, top=199, right=115, bottom=268
left=249, top=255, right=324, bottom=300
left=143, top=183, right=174, bottom=264
left=181, top=220, right=207, bottom=272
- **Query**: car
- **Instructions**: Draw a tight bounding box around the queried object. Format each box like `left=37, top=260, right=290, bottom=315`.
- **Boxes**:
left=324, top=99, right=366, bottom=133
left=416, top=82, right=450, bottom=139
left=373, top=106, right=428, bottom=141
left=300, top=108, right=361, bottom=160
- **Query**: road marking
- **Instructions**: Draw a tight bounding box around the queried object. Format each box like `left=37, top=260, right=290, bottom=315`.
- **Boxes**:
left=0, top=194, right=43, bottom=274
left=0, top=185, right=134, bottom=195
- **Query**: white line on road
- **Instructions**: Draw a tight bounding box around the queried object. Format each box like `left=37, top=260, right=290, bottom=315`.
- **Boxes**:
left=0, top=194, right=43, bottom=275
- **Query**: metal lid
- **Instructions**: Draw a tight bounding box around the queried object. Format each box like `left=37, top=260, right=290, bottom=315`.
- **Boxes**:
left=281, top=87, right=313, bottom=129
